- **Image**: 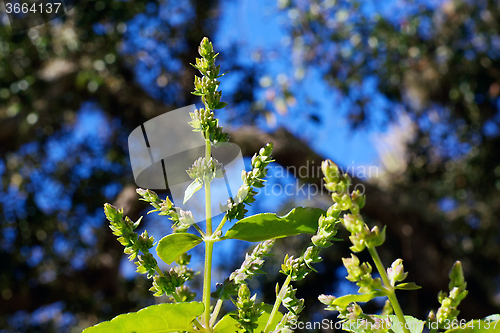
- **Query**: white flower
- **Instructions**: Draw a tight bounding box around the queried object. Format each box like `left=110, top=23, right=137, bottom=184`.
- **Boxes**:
left=179, top=210, right=195, bottom=226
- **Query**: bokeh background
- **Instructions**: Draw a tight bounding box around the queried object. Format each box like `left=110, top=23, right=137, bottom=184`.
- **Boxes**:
left=1, top=0, right=500, bottom=331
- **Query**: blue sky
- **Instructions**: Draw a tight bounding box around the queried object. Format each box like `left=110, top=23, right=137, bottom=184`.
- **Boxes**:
left=215, top=0, right=384, bottom=169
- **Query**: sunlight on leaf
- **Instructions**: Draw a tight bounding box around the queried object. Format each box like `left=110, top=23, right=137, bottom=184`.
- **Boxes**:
left=184, top=179, right=203, bottom=204
left=157, top=233, right=203, bottom=265
left=82, top=302, right=204, bottom=332
left=223, top=207, right=325, bottom=242
left=331, top=293, right=378, bottom=308
left=395, top=282, right=421, bottom=290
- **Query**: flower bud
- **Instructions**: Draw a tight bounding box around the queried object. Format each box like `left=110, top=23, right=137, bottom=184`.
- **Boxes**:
left=238, top=283, right=251, bottom=299
left=136, top=188, right=147, bottom=197
left=177, top=285, right=196, bottom=302
left=437, top=291, right=447, bottom=303
left=343, top=254, right=361, bottom=281
left=346, top=303, right=363, bottom=321
left=364, top=225, right=386, bottom=248
left=304, top=246, right=322, bottom=268
left=387, top=259, right=408, bottom=286
left=179, top=210, right=195, bottom=226
left=261, top=142, right=273, bottom=157
left=234, top=186, right=250, bottom=205
left=136, top=188, right=161, bottom=204
left=449, top=287, right=460, bottom=300
left=349, top=232, right=366, bottom=253
left=342, top=214, right=364, bottom=234
left=324, top=182, right=338, bottom=192
left=281, top=255, right=309, bottom=281
left=176, top=253, right=191, bottom=266
left=199, top=37, right=215, bottom=61
left=448, top=261, right=465, bottom=290
left=135, top=253, right=157, bottom=278
left=326, top=203, right=342, bottom=218
left=104, top=203, right=123, bottom=223
left=230, top=240, right=274, bottom=284
left=351, top=190, right=366, bottom=209
left=137, top=230, right=154, bottom=252
left=311, top=233, right=329, bottom=248
left=317, top=215, right=327, bottom=228
left=318, top=294, right=336, bottom=306
left=321, top=159, right=340, bottom=184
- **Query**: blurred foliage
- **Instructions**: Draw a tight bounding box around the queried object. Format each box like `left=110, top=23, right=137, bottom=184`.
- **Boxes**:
left=275, top=0, right=500, bottom=318
left=0, top=0, right=261, bottom=331
left=1, top=0, right=500, bottom=331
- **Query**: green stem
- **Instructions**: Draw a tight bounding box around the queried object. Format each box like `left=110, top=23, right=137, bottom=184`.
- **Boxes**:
left=205, top=139, right=212, bottom=238
left=367, top=246, right=391, bottom=287
left=213, top=214, right=227, bottom=237
left=155, top=266, right=164, bottom=278
left=203, top=137, right=214, bottom=331
left=203, top=240, right=214, bottom=330
left=171, top=291, right=182, bottom=303
left=367, top=246, right=411, bottom=333
left=264, top=275, right=292, bottom=333
left=193, top=223, right=206, bottom=238
left=209, top=299, right=223, bottom=328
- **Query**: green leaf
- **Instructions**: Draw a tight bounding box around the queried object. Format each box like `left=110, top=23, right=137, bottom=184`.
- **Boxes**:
left=255, top=303, right=283, bottom=332
left=213, top=303, right=282, bottom=333
left=342, top=315, right=424, bottom=333
left=213, top=314, right=240, bottom=333
left=184, top=179, right=203, bottom=204
left=82, top=302, right=204, bottom=333
left=331, top=293, right=377, bottom=308
left=223, top=207, right=325, bottom=242
left=395, top=282, right=422, bottom=290
left=157, top=233, right=202, bottom=265
left=444, top=319, right=500, bottom=332
left=215, top=101, right=228, bottom=109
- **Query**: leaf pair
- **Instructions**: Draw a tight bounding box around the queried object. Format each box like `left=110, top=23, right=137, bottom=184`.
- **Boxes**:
left=156, top=207, right=325, bottom=265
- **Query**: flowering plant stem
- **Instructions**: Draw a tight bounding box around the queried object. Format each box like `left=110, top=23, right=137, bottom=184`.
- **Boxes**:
left=89, top=38, right=491, bottom=333
left=264, top=275, right=292, bottom=332
left=367, top=246, right=411, bottom=333
left=210, top=299, right=223, bottom=327
left=203, top=137, right=214, bottom=331
left=213, top=215, right=227, bottom=236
